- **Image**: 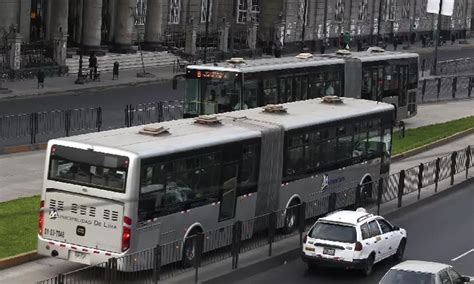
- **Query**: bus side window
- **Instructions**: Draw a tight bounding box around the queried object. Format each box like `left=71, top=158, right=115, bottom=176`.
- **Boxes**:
left=263, top=78, right=278, bottom=105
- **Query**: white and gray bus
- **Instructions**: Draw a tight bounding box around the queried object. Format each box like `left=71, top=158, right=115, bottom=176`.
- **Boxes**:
left=182, top=49, right=418, bottom=120
left=38, top=97, right=394, bottom=267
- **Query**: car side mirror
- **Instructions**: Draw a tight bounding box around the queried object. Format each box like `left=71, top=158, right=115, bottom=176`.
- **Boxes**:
left=460, top=276, right=471, bottom=283
left=392, top=225, right=400, bottom=231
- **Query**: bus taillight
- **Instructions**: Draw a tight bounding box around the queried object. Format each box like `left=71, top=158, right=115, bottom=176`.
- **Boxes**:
left=39, top=200, right=45, bottom=236
left=122, top=227, right=131, bottom=252
left=122, top=216, right=132, bottom=252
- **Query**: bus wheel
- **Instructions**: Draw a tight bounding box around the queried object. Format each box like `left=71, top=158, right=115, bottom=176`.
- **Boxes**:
left=284, top=200, right=300, bottom=234
left=182, top=230, right=202, bottom=268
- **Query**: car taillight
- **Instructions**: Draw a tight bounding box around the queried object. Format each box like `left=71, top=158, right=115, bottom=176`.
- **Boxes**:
left=38, top=200, right=44, bottom=236
left=354, top=242, right=363, bottom=251
left=303, top=234, right=307, bottom=243
left=121, top=216, right=132, bottom=252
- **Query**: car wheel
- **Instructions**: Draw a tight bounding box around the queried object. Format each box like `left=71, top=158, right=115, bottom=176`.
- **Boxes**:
left=182, top=232, right=202, bottom=268
left=284, top=203, right=299, bottom=234
left=362, top=255, right=375, bottom=276
left=393, top=239, right=406, bottom=262
left=307, top=262, right=318, bottom=271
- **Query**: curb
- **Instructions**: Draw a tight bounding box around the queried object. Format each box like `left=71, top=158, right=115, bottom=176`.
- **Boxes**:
left=0, top=76, right=173, bottom=101
left=0, top=143, right=47, bottom=155
left=0, top=251, right=43, bottom=270
left=392, top=127, right=474, bottom=162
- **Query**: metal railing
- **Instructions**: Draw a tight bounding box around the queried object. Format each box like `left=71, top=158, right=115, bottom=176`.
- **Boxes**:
left=38, top=145, right=473, bottom=284
left=418, top=74, right=473, bottom=103
left=421, top=58, right=474, bottom=76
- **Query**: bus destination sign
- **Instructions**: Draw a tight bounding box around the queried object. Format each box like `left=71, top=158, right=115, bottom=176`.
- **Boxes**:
left=196, top=70, right=225, bottom=79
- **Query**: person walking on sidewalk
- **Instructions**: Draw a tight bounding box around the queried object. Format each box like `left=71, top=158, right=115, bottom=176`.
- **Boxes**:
left=37, top=69, right=45, bottom=89
left=393, top=36, right=398, bottom=51
left=89, top=53, right=97, bottom=80
left=113, top=61, right=120, bottom=80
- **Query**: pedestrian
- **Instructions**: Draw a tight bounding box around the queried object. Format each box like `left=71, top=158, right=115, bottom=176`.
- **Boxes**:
left=89, top=52, right=97, bottom=79
left=37, top=69, right=45, bottom=89
left=357, top=39, right=363, bottom=52
left=451, top=33, right=456, bottom=45
left=393, top=36, right=398, bottom=51
left=421, top=35, right=426, bottom=48
left=273, top=38, right=282, bottom=58
left=343, top=32, right=350, bottom=50
left=113, top=61, right=120, bottom=80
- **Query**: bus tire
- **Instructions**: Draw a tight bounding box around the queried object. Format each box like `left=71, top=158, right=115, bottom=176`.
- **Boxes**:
left=182, top=228, right=203, bottom=268
left=284, top=199, right=300, bottom=234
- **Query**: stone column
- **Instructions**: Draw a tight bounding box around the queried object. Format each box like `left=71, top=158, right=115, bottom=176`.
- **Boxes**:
left=144, top=0, right=165, bottom=50
left=0, top=1, right=21, bottom=39
left=19, top=0, right=31, bottom=42
left=113, top=0, right=136, bottom=53
left=185, top=22, right=198, bottom=55
left=48, top=0, right=69, bottom=40
left=82, top=0, right=103, bottom=49
left=7, top=31, right=23, bottom=70
left=74, top=0, right=83, bottom=44
left=107, top=0, right=116, bottom=43
left=219, top=21, right=230, bottom=52
left=53, top=31, right=68, bottom=66
left=247, top=22, right=258, bottom=50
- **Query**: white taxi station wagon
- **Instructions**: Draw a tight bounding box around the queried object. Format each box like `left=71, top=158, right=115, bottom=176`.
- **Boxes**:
left=302, top=208, right=407, bottom=276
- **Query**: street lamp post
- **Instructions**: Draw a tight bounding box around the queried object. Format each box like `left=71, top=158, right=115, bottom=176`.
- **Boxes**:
left=433, top=0, right=443, bottom=75
left=75, top=0, right=85, bottom=84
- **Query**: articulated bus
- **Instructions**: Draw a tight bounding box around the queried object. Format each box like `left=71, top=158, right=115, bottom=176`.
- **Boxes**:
left=183, top=49, right=418, bottom=120
left=38, top=97, right=394, bottom=267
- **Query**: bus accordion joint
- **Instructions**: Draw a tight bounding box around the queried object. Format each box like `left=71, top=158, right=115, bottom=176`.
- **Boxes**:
left=321, top=96, right=343, bottom=104
left=194, top=115, right=222, bottom=125
left=262, top=104, right=288, bottom=114
left=139, top=125, right=170, bottom=136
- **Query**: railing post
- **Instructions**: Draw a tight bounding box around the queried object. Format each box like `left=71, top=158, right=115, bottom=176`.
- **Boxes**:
left=329, top=192, right=337, bottom=212
left=466, top=146, right=471, bottom=179
left=435, top=157, right=440, bottom=192
left=96, top=107, right=102, bottom=132
left=106, top=257, right=117, bottom=284
left=65, top=110, right=71, bottom=137
left=158, top=101, right=164, bottom=122
left=421, top=59, right=425, bottom=77
left=231, top=221, right=242, bottom=269
left=152, top=244, right=161, bottom=283
left=421, top=80, right=426, bottom=103
left=417, top=163, right=424, bottom=200
left=397, top=170, right=405, bottom=208
left=268, top=211, right=276, bottom=256
left=437, top=78, right=441, bottom=101
left=468, top=77, right=473, bottom=98
left=377, top=178, right=383, bottom=215
left=450, top=151, right=457, bottom=186
left=452, top=76, right=457, bottom=99
left=298, top=202, right=306, bottom=245
left=355, top=184, right=361, bottom=208
left=124, top=104, right=129, bottom=127
left=56, top=273, right=64, bottom=284
left=29, top=113, right=35, bottom=145
left=194, top=233, right=204, bottom=284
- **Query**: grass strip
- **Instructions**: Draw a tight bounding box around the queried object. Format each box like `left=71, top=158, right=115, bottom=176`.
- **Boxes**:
left=392, top=116, right=474, bottom=155
left=0, top=196, right=40, bottom=259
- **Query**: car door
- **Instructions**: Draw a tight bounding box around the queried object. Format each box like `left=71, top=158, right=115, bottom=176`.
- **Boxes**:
left=377, top=218, right=397, bottom=258
left=367, top=220, right=384, bottom=262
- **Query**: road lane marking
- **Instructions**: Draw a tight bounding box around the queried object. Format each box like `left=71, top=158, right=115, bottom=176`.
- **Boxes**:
left=451, top=249, right=474, bottom=262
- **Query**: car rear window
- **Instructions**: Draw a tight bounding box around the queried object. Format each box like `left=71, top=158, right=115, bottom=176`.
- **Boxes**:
left=309, top=222, right=356, bottom=243
left=380, top=269, right=435, bottom=284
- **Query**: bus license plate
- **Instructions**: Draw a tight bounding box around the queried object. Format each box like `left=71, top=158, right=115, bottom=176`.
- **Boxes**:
left=323, top=247, right=335, bottom=256
left=69, top=251, right=90, bottom=265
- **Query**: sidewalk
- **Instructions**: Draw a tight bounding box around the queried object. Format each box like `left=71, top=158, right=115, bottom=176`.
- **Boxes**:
left=0, top=65, right=177, bottom=100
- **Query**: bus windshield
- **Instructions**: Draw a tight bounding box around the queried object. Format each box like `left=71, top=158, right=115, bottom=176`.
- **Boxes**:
left=48, top=145, right=129, bottom=192
left=185, top=70, right=242, bottom=116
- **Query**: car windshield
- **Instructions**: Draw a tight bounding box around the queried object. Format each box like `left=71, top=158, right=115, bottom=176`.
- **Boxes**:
left=309, top=222, right=356, bottom=243
left=380, top=269, right=435, bottom=284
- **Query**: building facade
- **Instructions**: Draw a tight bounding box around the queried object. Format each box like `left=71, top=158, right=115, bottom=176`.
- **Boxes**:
left=0, top=0, right=472, bottom=53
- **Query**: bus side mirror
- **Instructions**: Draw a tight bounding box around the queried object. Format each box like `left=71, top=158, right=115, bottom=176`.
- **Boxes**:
left=172, top=78, right=178, bottom=90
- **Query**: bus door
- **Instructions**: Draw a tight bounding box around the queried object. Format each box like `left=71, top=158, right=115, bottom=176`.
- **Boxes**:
left=362, top=67, right=383, bottom=101
left=219, top=160, right=239, bottom=222
left=398, top=65, right=408, bottom=107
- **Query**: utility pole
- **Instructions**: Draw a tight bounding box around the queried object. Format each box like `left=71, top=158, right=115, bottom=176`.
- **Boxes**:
left=75, top=0, right=85, bottom=84
left=203, top=0, right=211, bottom=63
left=433, top=0, right=443, bottom=75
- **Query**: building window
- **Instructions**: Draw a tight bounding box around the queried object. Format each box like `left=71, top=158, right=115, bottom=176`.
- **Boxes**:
left=402, top=0, right=410, bottom=19
left=200, top=0, right=212, bottom=23
left=334, top=0, right=345, bottom=22
left=168, top=0, right=181, bottom=24
left=358, top=0, right=368, bottom=21
left=383, top=0, right=396, bottom=21
left=455, top=0, right=465, bottom=19
left=236, top=0, right=260, bottom=24
left=421, top=0, right=428, bottom=16
left=135, top=0, right=147, bottom=25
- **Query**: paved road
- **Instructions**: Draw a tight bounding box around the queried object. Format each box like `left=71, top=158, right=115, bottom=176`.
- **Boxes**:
left=235, top=180, right=474, bottom=284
